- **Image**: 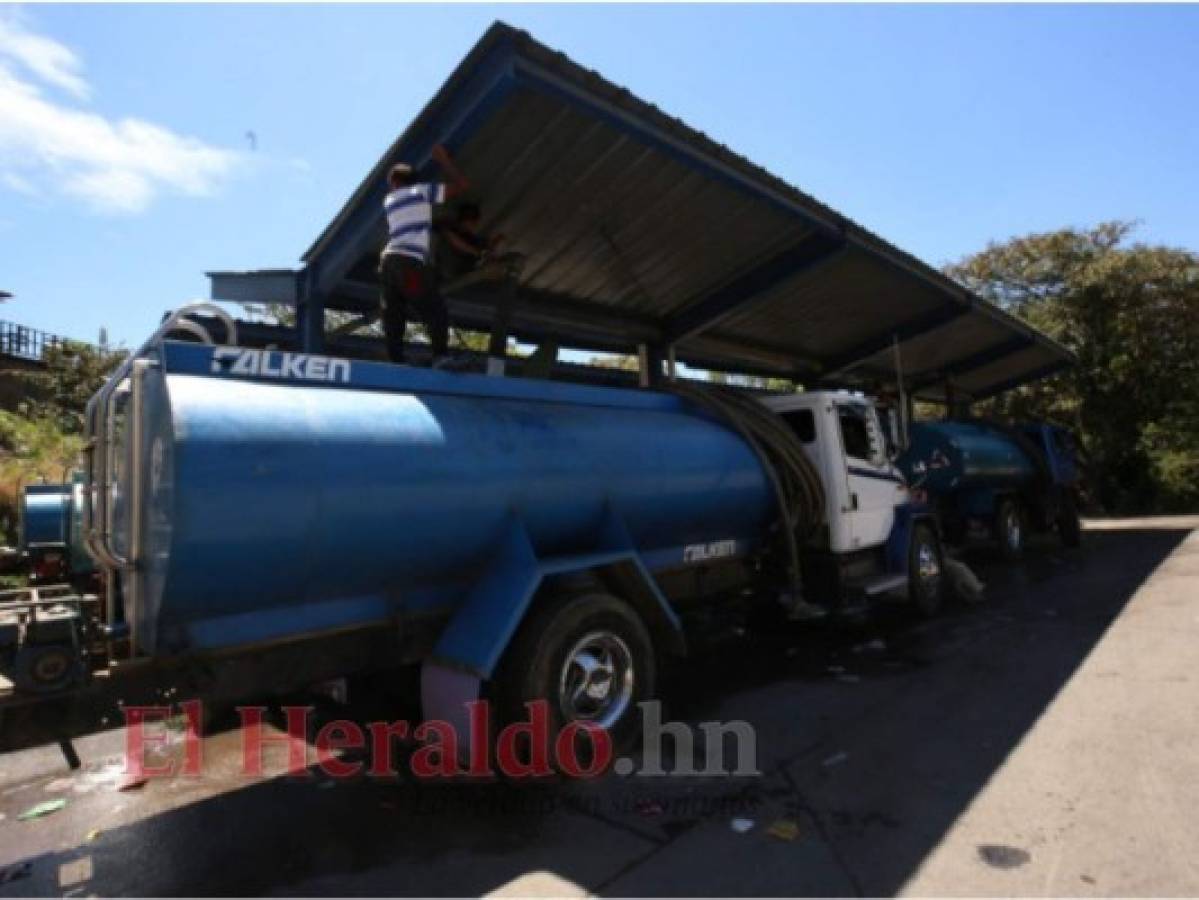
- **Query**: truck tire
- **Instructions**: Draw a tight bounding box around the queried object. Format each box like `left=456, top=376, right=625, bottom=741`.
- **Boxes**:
left=909, top=523, right=945, bottom=617
left=1058, top=493, right=1082, bottom=548
left=995, top=499, right=1025, bottom=561
left=494, top=591, right=656, bottom=770
left=13, top=643, right=81, bottom=694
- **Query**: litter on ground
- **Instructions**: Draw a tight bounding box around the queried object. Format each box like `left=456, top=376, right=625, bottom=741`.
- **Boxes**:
left=116, top=773, right=149, bottom=792
left=730, top=817, right=755, bottom=834
left=766, top=819, right=802, bottom=841
left=17, top=798, right=68, bottom=820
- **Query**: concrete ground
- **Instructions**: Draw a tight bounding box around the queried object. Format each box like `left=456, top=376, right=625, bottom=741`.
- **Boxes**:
left=0, top=517, right=1196, bottom=897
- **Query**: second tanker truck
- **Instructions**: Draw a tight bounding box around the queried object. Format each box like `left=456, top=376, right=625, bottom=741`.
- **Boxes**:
left=897, top=419, right=1082, bottom=559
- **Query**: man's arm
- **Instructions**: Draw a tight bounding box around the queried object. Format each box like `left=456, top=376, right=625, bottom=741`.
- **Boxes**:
left=431, top=144, right=469, bottom=200
left=443, top=227, right=484, bottom=259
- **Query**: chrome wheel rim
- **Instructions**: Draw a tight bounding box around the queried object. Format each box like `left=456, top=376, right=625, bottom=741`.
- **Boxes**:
left=916, top=541, right=941, bottom=597
left=1005, top=510, right=1022, bottom=551
left=558, top=631, right=634, bottom=730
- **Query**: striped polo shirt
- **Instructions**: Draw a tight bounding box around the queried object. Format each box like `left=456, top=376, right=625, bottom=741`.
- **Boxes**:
left=382, top=182, right=447, bottom=263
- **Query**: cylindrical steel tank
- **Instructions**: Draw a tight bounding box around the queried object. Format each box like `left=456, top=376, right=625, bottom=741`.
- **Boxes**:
left=897, top=420, right=1039, bottom=494
left=19, top=485, right=70, bottom=550
left=113, top=370, right=774, bottom=655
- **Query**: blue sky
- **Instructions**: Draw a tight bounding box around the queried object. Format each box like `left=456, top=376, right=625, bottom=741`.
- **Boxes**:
left=2, top=3, right=1197, bottom=347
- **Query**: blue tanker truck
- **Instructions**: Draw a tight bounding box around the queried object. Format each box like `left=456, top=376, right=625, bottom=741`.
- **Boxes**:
left=896, top=419, right=1082, bottom=559
left=16, top=475, right=97, bottom=587
left=2, top=306, right=948, bottom=753
left=17, top=484, right=71, bottom=585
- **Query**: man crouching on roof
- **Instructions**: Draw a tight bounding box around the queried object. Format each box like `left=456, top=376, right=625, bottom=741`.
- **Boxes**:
left=378, top=144, right=469, bottom=366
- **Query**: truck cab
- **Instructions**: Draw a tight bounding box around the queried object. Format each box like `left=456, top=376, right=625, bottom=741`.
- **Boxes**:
left=762, top=391, right=909, bottom=553
left=758, top=390, right=939, bottom=614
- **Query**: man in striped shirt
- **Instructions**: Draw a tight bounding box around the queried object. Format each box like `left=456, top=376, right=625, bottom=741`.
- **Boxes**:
left=378, top=144, right=469, bottom=365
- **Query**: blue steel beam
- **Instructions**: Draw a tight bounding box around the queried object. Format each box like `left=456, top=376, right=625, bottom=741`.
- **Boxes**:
left=663, top=233, right=846, bottom=344
left=207, top=270, right=299, bottom=306
left=912, top=335, right=1033, bottom=390
left=974, top=360, right=1072, bottom=400
left=307, top=42, right=520, bottom=297
left=821, top=302, right=972, bottom=376
left=297, top=266, right=325, bottom=353
left=308, top=29, right=849, bottom=309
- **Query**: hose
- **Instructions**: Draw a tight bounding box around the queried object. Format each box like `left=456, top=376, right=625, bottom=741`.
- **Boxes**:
left=665, top=382, right=826, bottom=598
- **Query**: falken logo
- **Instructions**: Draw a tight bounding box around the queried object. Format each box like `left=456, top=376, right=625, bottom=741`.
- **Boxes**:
left=210, top=348, right=351, bottom=384
left=683, top=540, right=738, bottom=564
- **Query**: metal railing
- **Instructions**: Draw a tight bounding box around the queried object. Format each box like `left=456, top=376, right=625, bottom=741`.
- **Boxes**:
left=0, top=320, right=69, bottom=363
left=82, top=303, right=238, bottom=647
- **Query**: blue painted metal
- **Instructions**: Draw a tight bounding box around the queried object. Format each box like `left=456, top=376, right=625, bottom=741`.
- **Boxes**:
left=17, top=477, right=96, bottom=580
left=884, top=503, right=935, bottom=576
left=1019, top=423, right=1080, bottom=488
left=19, top=484, right=69, bottom=550
left=297, top=266, right=325, bottom=353
left=975, top=360, right=1072, bottom=400
left=897, top=420, right=1039, bottom=496
left=664, top=233, right=847, bottom=344
left=896, top=419, right=1079, bottom=537
left=847, top=466, right=905, bottom=485
left=822, top=303, right=971, bottom=375
left=116, top=342, right=774, bottom=657
left=307, top=40, right=520, bottom=295
left=432, top=505, right=679, bottom=677
left=913, top=335, right=1033, bottom=390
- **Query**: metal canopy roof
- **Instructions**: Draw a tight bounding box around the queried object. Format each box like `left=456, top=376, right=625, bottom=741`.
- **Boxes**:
left=270, top=22, right=1072, bottom=398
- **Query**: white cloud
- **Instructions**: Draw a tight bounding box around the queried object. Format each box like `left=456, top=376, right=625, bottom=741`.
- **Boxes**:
left=1, top=170, right=36, bottom=195
left=0, top=14, right=88, bottom=100
left=0, top=11, right=242, bottom=214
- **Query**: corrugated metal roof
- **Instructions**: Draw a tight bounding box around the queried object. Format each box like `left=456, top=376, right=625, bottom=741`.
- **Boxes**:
left=301, top=21, right=1073, bottom=399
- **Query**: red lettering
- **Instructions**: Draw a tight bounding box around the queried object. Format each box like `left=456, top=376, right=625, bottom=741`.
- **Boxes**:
left=238, top=705, right=312, bottom=777
left=315, top=720, right=365, bottom=779
left=411, top=719, right=461, bottom=778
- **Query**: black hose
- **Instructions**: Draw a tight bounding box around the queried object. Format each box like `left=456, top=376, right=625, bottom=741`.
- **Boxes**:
left=666, top=382, right=825, bottom=598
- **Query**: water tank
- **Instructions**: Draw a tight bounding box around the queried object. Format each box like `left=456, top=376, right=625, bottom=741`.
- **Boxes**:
left=898, top=420, right=1039, bottom=494
left=110, top=365, right=773, bottom=656
left=19, top=484, right=70, bottom=550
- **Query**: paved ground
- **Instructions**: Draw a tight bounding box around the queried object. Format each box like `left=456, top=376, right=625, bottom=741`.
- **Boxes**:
left=0, top=517, right=1196, bottom=897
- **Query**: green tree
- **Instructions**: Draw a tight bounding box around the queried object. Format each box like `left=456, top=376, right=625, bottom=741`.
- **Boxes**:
left=8, top=342, right=121, bottom=433
left=947, top=222, right=1199, bottom=513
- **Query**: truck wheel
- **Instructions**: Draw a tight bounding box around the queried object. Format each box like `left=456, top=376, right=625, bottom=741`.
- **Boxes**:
left=1058, top=493, right=1082, bottom=548
left=494, top=592, right=655, bottom=770
left=13, top=644, right=81, bottom=694
left=909, top=523, right=944, bottom=617
left=995, top=499, right=1025, bottom=561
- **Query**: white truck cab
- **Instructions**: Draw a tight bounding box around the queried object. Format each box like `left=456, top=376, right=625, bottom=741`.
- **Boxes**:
left=754, top=389, right=941, bottom=615
left=761, top=390, right=910, bottom=553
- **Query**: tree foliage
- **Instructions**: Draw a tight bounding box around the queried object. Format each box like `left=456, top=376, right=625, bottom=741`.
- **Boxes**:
left=947, top=222, right=1199, bottom=513
left=7, top=342, right=121, bottom=433
left=0, top=342, right=120, bottom=535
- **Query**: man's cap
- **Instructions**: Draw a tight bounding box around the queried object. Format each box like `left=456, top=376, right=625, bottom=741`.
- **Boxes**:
left=388, top=162, right=414, bottom=183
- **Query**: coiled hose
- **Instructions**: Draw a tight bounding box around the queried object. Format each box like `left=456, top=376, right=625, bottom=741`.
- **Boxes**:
left=666, top=382, right=826, bottom=598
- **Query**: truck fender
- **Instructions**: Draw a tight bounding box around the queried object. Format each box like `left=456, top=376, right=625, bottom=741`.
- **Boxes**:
left=422, top=507, right=684, bottom=732
left=885, top=503, right=940, bottom=575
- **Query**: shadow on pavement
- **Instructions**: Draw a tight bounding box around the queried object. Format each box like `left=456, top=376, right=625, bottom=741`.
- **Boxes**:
left=0, top=524, right=1191, bottom=897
